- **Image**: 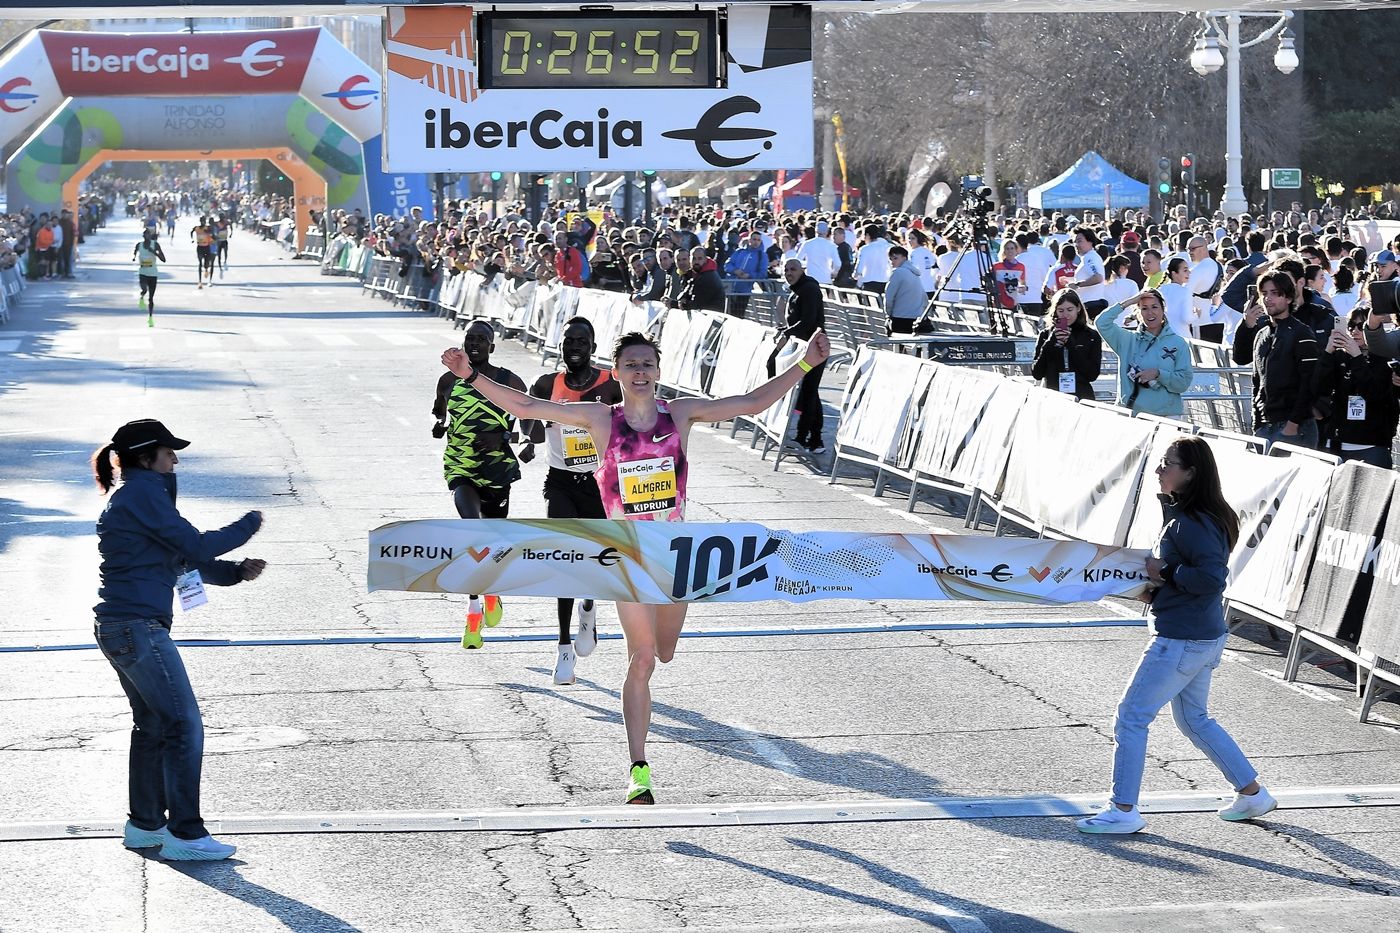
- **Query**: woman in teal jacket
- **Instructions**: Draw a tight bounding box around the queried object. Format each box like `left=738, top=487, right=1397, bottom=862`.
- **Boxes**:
left=1092, top=289, right=1194, bottom=417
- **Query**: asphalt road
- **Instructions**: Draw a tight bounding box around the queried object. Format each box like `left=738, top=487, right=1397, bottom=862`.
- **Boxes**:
left=1, top=217, right=1398, bottom=932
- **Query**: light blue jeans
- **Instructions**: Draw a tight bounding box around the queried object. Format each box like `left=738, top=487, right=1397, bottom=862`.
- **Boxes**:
left=1111, top=634, right=1258, bottom=807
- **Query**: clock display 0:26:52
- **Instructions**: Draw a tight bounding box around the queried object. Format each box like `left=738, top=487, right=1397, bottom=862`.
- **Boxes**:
left=479, top=13, right=722, bottom=90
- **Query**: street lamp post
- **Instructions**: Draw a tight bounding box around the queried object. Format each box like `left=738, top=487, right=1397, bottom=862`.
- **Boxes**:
left=1189, top=10, right=1299, bottom=217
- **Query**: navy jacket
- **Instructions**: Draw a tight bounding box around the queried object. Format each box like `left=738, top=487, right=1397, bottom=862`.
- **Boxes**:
left=94, top=469, right=261, bottom=623
left=1149, top=495, right=1230, bottom=640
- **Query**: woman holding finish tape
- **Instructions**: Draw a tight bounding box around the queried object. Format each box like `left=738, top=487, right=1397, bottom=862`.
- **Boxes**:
left=1077, top=436, right=1275, bottom=834
left=92, top=419, right=266, bottom=860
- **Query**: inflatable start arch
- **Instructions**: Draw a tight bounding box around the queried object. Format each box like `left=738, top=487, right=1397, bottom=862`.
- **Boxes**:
left=0, top=28, right=433, bottom=245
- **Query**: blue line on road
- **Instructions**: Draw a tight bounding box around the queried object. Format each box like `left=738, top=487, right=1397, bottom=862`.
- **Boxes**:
left=0, top=618, right=1142, bottom=653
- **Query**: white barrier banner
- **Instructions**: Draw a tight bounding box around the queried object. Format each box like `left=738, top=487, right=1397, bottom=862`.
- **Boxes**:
left=368, top=519, right=1152, bottom=604
left=1125, top=426, right=1195, bottom=550
left=1001, top=392, right=1155, bottom=546
left=1225, top=456, right=1336, bottom=618
left=911, top=365, right=999, bottom=485
left=836, top=348, right=928, bottom=463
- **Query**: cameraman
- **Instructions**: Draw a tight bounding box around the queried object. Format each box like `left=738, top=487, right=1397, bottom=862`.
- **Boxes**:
left=1315, top=309, right=1400, bottom=468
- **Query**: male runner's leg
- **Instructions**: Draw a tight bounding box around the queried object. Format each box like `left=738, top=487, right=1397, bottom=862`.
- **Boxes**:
left=451, top=479, right=508, bottom=648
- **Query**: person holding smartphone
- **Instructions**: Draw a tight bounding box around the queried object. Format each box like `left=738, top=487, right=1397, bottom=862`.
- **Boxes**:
left=1315, top=308, right=1400, bottom=468
left=1031, top=288, right=1102, bottom=400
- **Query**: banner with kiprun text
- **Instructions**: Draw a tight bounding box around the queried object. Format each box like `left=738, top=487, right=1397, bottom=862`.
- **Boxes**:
left=368, top=519, right=1152, bottom=605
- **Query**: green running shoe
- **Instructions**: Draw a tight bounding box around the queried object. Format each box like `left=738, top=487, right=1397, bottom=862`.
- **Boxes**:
left=626, top=764, right=654, bottom=805
left=483, top=594, right=503, bottom=627
left=461, top=609, right=484, bottom=649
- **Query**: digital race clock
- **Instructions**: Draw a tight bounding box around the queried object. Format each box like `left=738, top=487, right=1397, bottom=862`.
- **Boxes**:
left=479, top=12, right=722, bottom=90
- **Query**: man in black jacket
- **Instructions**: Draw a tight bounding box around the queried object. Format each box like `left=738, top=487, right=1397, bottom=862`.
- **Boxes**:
left=1232, top=270, right=1320, bottom=450
left=681, top=246, right=726, bottom=312
left=779, top=258, right=828, bottom=452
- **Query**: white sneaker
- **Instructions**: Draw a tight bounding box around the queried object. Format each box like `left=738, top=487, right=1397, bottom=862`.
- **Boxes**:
left=159, top=833, right=237, bottom=860
left=1075, top=804, right=1146, bottom=834
left=553, top=644, right=577, bottom=685
left=575, top=600, right=598, bottom=658
left=122, top=820, right=169, bottom=850
left=1218, top=786, right=1278, bottom=822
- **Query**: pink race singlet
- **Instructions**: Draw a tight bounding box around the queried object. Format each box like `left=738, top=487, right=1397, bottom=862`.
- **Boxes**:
left=595, top=402, right=688, bottom=522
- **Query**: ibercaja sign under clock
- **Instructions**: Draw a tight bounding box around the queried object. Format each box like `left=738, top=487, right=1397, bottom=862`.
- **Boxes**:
left=381, top=4, right=813, bottom=172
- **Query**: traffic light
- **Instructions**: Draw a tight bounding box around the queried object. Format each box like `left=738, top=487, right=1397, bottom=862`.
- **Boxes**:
left=641, top=169, right=657, bottom=177
left=489, top=171, right=503, bottom=182
left=1156, top=157, right=1172, bottom=197
left=1180, top=153, right=1196, bottom=188
left=563, top=175, right=574, bottom=185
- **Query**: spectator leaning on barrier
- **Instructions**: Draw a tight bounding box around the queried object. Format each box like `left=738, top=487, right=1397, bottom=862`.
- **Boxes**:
left=1315, top=308, right=1400, bottom=469
left=682, top=246, right=725, bottom=313
left=1233, top=270, right=1320, bottom=449
left=664, top=249, right=691, bottom=308
left=883, top=245, right=928, bottom=335
left=1093, top=288, right=1193, bottom=417
left=1031, top=287, right=1103, bottom=401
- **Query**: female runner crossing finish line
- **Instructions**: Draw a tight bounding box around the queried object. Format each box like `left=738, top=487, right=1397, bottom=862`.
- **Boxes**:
left=442, top=328, right=831, bottom=804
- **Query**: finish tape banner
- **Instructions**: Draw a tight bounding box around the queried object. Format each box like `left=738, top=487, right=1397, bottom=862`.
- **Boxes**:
left=368, top=519, right=1151, bottom=604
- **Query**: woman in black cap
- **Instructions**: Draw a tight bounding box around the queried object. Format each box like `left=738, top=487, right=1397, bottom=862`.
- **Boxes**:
left=92, top=419, right=266, bottom=861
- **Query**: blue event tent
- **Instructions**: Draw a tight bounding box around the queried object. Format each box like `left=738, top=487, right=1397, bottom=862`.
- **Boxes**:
left=1028, top=151, right=1149, bottom=210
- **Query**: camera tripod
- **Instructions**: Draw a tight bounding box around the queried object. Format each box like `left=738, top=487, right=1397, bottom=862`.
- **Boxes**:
left=925, top=210, right=1010, bottom=337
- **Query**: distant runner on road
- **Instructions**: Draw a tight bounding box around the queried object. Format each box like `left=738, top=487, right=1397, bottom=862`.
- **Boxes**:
left=132, top=228, right=166, bottom=327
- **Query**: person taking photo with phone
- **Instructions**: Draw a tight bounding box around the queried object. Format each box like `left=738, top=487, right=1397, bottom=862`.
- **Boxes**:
left=1315, top=308, right=1400, bottom=469
left=1031, top=288, right=1102, bottom=401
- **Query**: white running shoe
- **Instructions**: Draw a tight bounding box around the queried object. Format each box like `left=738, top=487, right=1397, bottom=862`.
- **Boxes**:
left=159, top=832, right=237, bottom=860
left=553, top=644, right=577, bottom=685
left=1075, top=804, right=1146, bottom=834
left=122, top=821, right=169, bottom=850
left=575, top=600, right=598, bottom=658
left=1218, top=786, right=1278, bottom=822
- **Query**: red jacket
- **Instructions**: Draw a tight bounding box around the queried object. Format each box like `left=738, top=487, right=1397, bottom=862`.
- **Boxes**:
left=556, top=246, right=584, bottom=287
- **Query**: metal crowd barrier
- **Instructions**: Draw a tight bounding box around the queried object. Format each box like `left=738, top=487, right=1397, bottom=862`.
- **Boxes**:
left=0, top=263, right=25, bottom=324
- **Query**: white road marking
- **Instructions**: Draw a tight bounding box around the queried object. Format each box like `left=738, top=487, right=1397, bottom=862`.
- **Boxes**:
left=368, top=393, right=384, bottom=404
left=5, top=785, right=1397, bottom=842
left=730, top=718, right=801, bottom=776
left=251, top=333, right=290, bottom=348
left=377, top=332, right=425, bottom=346
left=118, top=335, right=153, bottom=351
left=185, top=333, right=219, bottom=349
left=314, top=334, right=355, bottom=347
left=394, top=416, right=411, bottom=427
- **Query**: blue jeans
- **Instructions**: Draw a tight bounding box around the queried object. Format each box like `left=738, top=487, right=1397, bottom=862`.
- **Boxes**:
left=95, top=618, right=207, bottom=840
left=1340, top=445, right=1394, bottom=470
left=1111, top=634, right=1257, bottom=807
left=1255, top=419, right=1319, bottom=452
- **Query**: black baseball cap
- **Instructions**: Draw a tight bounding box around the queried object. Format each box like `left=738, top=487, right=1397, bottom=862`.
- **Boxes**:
left=111, top=419, right=190, bottom=453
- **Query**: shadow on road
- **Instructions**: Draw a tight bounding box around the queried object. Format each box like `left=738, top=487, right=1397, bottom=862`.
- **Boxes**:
left=508, top=673, right=945, bottom=799
left=162, top=857, right=362, bottom=932
left=667, top=838, right=1070, bottom=932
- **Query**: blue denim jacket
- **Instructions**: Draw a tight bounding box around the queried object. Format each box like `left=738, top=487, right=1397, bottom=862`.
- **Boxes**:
left=94, top=468, right=261, bottom=622
left=1149, top=494, right=1229, bottom=640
